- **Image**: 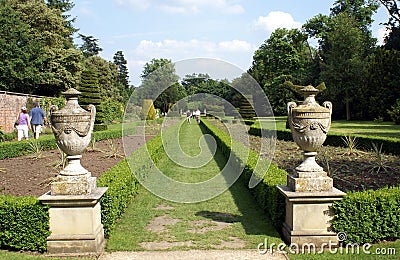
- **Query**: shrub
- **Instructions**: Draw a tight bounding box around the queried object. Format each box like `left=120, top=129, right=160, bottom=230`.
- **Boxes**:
left=239, top=94, right=255, bottom=119
left=388, top=99, right=400, bottom=124
left=0, top=196, right=50, bottom=252
left=100, top=98, right=124, bottom=124
left=97, top=160, right=138, bottom=237
left=249, top=125, right=400, bottom=155
left=97, top=125, right=168, bottom=237
left=201, top=119, right=287, bottom=228
left=79, top=69, right=105, bottom=124
left=332, top=186, right=400, bottom=244
left=0, top=128, right=124, bottom=160
left=141, top=99, right=156, bottom=120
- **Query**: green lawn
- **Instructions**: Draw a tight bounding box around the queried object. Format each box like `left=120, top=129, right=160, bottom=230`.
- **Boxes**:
left=261, top=116, right=400, bottom=139
left=106, top=121, right=282, bottom=251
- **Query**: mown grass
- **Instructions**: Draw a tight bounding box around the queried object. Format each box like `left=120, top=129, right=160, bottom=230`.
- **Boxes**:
left=288, top=240, right=400, bottom=259
left=0, top=250, right=93, bottom=260
left=260, top=116, right=400, bottom=139
left=106, top=121, right=282, bottom=251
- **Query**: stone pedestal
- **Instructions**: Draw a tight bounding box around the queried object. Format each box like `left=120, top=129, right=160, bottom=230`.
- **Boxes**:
left=38, top=187, right=108, bottom=255
left=278, top=185, right=345, bottom=247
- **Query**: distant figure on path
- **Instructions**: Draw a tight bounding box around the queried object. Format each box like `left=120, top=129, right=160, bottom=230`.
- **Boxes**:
left=29, top=101, right=47, bottom=139
left=186, top=110, right=191, bottom=124
left=16, top=106, right=31, bottom=141
left=195, top=109, right=201, bottom=124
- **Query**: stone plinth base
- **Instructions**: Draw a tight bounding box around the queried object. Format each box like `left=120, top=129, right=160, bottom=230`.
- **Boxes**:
left=51, top=173, right=97, bottom=195
left=277, top=185, right=345, bottom=247
left=287, top=174, right=333, bottom=192
left=38, top=187, right=108, bottom=255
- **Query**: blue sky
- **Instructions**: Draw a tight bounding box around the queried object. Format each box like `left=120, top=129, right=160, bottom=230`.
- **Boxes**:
left=69, top=0, right=390, bottom=86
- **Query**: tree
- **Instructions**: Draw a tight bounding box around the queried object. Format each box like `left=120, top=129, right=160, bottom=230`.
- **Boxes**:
left=113, top=51, right=129, bottom=87
left=46, top=0, right=76, bottom=44
left=0, top=0, right=82, bottom=95
left=249, top=28, right=317, bottom=115
left=137, top=58, right=184, bottom=114
left=379, top=0, right=400, bottom=50
left=113, top=51, right=131, bottom=103
left=79, top=34, right=103, bottom=58
left=320, top=13, right=367, bottom=120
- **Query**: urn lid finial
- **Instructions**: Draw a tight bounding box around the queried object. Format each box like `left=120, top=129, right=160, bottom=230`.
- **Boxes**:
left=300, top=85, right=319, bottom=95
left=62, top=88, right=81, bottom=99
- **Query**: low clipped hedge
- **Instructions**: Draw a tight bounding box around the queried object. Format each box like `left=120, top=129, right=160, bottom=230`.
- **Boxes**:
left=201, top=119, right=287, bottom=228
left=0, top=196, right=50, bottom=252
left=249, top=126, right=400, bottom=155
left=0, top=123, right=166, bottom=251
left=0, top=128, right=123, bottom=160
left=97, top=130, right=166, bottom=237
left=97, top=159, right=138, bottom=237
left=332, top=186, right=400, bottom=244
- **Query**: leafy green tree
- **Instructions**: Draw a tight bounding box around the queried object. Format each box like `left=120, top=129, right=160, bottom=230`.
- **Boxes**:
left=379, top=0, right=400, bottom=50
left=319, top=13, right=367, bottom=120
left=0, top=0, right=82, bottom=95
left=113, top=51, right=132, bottom=103
left=46, top=0, right=76, bottom=43
left=79, top=34, right=103, bottom=58
left=113, top=51, right=129, bottom=87
left=137, top=58, right=184, bottom=114
left=249, top=28, right=317, bottom=115
left=361, top=48, right=400, bottom=119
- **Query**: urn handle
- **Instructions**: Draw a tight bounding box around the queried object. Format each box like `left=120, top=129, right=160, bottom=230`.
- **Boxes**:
left=322, top=101, right=332, bottom=115
left=287, top=102, right=297, bottom=120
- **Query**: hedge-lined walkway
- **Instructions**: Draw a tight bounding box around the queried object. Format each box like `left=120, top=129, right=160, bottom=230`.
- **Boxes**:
left=104, top=122, right=284, bottom=258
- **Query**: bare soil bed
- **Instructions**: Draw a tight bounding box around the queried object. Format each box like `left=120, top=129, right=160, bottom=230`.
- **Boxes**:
left=1, top=120, right=399, bottom=197
left=0, top=136, right=153, bottom=197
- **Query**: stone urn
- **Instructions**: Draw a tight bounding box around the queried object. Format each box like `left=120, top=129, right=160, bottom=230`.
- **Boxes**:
left=49, top=88, right=97, bottom=195
left=287, top=85, right=333, bottom=192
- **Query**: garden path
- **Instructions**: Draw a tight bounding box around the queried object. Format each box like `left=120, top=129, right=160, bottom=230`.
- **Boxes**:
left=103, top=122, right=285, bottom=259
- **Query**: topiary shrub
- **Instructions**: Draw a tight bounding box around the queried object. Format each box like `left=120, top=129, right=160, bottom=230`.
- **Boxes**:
left=239, top=94, right=255, bottom=119
left=141, top=99, right=156, bottom=120
left=388, top=99, right=400, bottom=124
left=79, top=69, right=105, bottom=125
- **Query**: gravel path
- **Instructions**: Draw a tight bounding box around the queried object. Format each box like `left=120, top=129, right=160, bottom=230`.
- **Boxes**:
left=99, top=250, right=287, bottom=260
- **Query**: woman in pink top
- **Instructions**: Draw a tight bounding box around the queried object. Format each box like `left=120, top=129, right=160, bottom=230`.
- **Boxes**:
left=16, top=106, right=31, bottom=141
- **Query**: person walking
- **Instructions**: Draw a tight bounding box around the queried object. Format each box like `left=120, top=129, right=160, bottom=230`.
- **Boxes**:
left=186, top=110, right=191, bottom=124
left=29, top=101, right=47, bottom=139
left=16, top=106, right=31, bottom=141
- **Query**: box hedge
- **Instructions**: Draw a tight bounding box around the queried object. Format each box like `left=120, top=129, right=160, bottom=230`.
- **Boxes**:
left=0, top=196, right=50, bottom=252
left=249, top=125, right=400, bottom=155
left=0, top=128, right=124, bottom=160
left=0, top=123, right=166, bottom=250
left=201, top=119, right=287, bottom=228
left=332, top=186, right=400, bottom=244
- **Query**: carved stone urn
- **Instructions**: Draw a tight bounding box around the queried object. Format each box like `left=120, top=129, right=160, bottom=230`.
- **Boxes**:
left=287, top=85, right=333, bottom=192
left=50, top=88, right=97, bottom=195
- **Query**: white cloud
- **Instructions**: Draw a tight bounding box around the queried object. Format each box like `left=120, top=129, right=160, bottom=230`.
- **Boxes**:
left=129, top=38, right=255, bottom=85
left=157, top=5, right=188, bottom=14
left=376, top=27, right=390, bottom=46
left=114, top=0, right=244, bottom=14
left=218, top=40, right=253, bottom=52
left=114, top=0, right=152, bottom=11
left=223, top=4, right=245, bottom=14
left=254, top=11, right=302, bottom=33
